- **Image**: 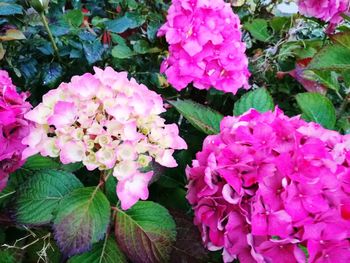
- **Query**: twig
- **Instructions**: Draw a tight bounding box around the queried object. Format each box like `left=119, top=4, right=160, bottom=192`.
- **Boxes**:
left=39, top=12, right=60, bottom=61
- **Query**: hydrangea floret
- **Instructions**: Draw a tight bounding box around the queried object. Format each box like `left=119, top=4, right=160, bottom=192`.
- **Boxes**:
left=0, top=70, right=31, bottom=191
left=298, top=0, right=350, bottom=24
left=186, top=108, right=350, bottom=262
left=22, top=67, right=187, bottom=210
left=157, top=0, right=250, bottom=94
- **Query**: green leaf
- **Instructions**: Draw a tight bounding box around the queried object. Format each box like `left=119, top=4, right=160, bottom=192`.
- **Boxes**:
left=22, top=155, right=60, bottom=170
left=330, top=32, right=350, bottom=50
left=132, top=40, right=161, bottom=54
left=147, top=20, right=162, bottom=41
left=0, top=250, right=16, bottom=263
left=296, top=93, right=336, bottom=129
left=16, top=170, right=83, bottom=225
left=53, top=187, right=111, bottom=257
left=343, top=70, right=350, bottom=88
left=83, top=40, right=104, bottom=64
left=244, top=19, right=270, bottom=42
left=68, top=237, right=127, bottom=263
left=304, top=70, right=340, bottom=91
left=115, top=201, right=176, bottom=263
left=105, top=176, right=118, bottom=205
left=307, top=44, right=350, bottom=71
left=22, top=155, right=82, bottom=172
left=105, top=12, right=146, bottom=33
left=111, top=44, right=135, bottom=59
left=60, top=162, right=83, bottom=172
left=0, top=2, right=23, bottom=16
left=169, top=99, right=223, bottom=135
left=0, top=169, right=29, bottom=208
left=233, top=88, right=274, bottom=116
left=64, top=10, right=84, bottom=28
left=42, top=63, right=64, bottom=88
left=270, top=17, right=290, bottom=33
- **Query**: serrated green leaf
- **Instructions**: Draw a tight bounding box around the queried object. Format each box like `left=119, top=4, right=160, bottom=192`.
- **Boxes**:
left=68, top=236, right=127, bottom=263
left=16, top=170, right=83, bottom=225
left=53, top=187, right=110, bottom=257
left=169, top=99, right=223, bottom=135
left=330, top=32, right=350, bottom=50
left=296, top=93, right=336, bottom=129
left=244, top=19, right=270, bottom=42
left=111, top=44, right=135, bottom=59
left=64, top=10, right=84, bottom=28
left=233, top=88, right=274, bottom=116
left=115, top=201, right=176, bottom=263
left=0, top=3, right=23, bottom=16
left=307, top=44, right=350, bottom=71
left=105, top=12, right=146, bottom=33
left=23, top=155, right=60, bottom=170
left=83, top=40, right=104, bottom=64
left=305, top=70, right=339, bottom=91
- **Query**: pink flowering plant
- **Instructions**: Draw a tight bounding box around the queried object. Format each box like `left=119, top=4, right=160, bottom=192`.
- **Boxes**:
left=1, top=0, right=350, bottom=262
left=297, top=0, right=350, bottom=24
left=0, top=70, right=31, bottom=191
left=187, top=108, right=350, bottom=262
left=157, top=0, right=250, bottom=93
left=23, top=66, right=187, bottom=210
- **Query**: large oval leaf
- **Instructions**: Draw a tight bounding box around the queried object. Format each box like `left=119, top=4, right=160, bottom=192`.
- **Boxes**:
left=115, top=201, right=176, bottom=263
left=53, top=187, right=111, bottom=257
left=296, top=92, right=336, bottom=129
left=307, top=45, right=350, bottom=71
left=68, top=236, right=127, bottom=263
left=16, top=170, right=83, bottom=225
left=244, top=19, right=270, bottom=42
left=233, top=88, right=274, bottom=116
left=170, top=99, right=223, bottom=135
left=0, top=2, right=23, bottom=16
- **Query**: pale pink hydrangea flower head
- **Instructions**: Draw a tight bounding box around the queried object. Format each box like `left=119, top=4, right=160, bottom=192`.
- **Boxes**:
left=0, top=69, right=31, bottom=191
left=298, top=0, right=350, bottom=24
left=23, top=67, right=187, bottom=210
left=186, top=107, right=350, bottom=262
left=157, top=0, right=250, bottom=94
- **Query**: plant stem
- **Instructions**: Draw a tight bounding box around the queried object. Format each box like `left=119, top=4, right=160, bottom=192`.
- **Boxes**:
left=39, top=12, right=60, bottom=60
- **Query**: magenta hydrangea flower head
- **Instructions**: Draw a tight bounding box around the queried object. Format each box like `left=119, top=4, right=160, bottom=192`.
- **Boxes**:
left=186, top=108, right=350, bottom=262
left=22, top=67, right=187, bottom=210
left=298, top=0, right=350, bottom=24
left=0, top=69, right=31, bottom=191
left=157, top=0, right=250, bottom=94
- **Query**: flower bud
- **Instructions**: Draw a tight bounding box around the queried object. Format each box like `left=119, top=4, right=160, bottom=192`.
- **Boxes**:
left=30, top=0, right=49, bottom=13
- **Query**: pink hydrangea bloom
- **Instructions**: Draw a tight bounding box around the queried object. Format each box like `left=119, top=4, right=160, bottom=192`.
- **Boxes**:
left=298, top=0, right=350, bottom=24
left=186, top=107, right=350, bottom=262
left=157, top=0, right=250, bottom=94
left=23, top=67, right=187, bottom=210
left=0, top=70, right=31, bottom=191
